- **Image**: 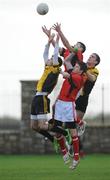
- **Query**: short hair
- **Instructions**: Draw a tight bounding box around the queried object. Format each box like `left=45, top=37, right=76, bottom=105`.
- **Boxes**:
left=93, top=53, right=100, bottom=66
left=78, top=42, right=86, bottom=53
left=58, top=57, right=63, bottom=67
left=78, top=61, right=87, bottom=73
left=59, top=47, right=65, bottom=56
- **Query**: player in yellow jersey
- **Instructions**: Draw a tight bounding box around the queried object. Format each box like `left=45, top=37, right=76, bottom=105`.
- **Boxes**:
left=76, top=53, right=100, bottom=132
left=74, top=53, right=100, bottom=157
left=30, top=29, right=71, bottom=151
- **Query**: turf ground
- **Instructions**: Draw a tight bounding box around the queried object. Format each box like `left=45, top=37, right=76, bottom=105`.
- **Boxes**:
left=0, top=154, right=110, bottom=180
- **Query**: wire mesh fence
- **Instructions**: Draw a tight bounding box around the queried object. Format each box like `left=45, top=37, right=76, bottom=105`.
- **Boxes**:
left=0, top=83, right=110, bottom=127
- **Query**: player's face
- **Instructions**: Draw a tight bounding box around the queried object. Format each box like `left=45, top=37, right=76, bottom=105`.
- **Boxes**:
left=74, top=42, right=82, bottom=51
left=86, top=54, right=97, bottom=68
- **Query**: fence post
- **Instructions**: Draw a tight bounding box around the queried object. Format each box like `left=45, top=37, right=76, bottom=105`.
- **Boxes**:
left=101, top=83, right=104, bottom=125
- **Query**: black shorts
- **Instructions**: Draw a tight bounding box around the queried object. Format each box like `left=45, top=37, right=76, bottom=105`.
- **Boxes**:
left=53, top=120, right=76, bottom=129
left=75, top=95, right=89, bottom=113
left=31, top=95, right=50, bottom=116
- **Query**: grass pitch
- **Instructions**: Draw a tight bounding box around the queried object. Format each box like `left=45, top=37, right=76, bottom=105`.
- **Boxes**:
left=0, top=154, right=110, bottom=180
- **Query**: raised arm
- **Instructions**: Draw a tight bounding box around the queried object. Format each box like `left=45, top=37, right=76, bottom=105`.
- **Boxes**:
left=43, top=28, right=51, bottom=63
left=43, top=43, right=50, bottom=64
left=43, top=29, right=54, bottom=61
left=43, top=32, right=55, bottom=64
left=52, top=23, right=74, bottom=53
left=42, top=25, right=56, bottom=47
left=64, top=53, right=75, bottom=70
left=53, top=34, right=60, bottom=65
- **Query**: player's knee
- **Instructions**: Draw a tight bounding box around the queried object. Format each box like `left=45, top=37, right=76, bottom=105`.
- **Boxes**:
left=70, top=128, right=77, bottom=137
left=37, top=123, right=45, bottom=131
left=30, top=121, right=39, bottom=131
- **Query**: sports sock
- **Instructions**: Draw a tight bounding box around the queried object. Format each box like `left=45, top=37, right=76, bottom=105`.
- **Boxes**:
left=56, top=135, right=67, bottom=155
left=72, top=136, right=79, bottom=161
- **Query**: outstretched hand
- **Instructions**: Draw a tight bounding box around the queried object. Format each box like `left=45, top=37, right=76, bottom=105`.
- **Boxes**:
left=56, top=33, right=60, bottom=43
left=42, top=25, right=50, bottom=37
left=61, top=71, right=70, bottom=78
left=52, top=22, right=61, bottom=32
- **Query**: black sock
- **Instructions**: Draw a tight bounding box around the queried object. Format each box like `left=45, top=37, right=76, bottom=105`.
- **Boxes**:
left=39, top=130, right=54, bottom=143
left=51, top=126, right=68, bottom=136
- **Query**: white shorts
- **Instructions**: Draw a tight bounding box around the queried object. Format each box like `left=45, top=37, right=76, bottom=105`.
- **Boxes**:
left=54, top=99, right=76, bottom=122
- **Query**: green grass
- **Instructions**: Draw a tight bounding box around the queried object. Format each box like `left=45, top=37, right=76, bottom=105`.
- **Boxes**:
left=0, top=154, right=110, bottom=180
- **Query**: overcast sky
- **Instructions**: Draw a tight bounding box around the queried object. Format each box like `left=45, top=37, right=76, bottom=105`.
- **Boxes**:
left=0, top=0, right=110, bottom=117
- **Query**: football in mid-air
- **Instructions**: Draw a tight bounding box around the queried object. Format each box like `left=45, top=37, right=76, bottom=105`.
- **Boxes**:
left=36, top=3, right=49, bottom=15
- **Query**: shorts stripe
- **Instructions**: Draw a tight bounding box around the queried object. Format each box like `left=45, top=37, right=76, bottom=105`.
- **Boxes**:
left=72, top=102, right=77, bottom=121
left=43, top=96, right=48, bottom=113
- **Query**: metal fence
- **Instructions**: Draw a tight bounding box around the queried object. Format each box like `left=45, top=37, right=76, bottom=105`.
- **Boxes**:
left=0, top=83, right=110, bottom=126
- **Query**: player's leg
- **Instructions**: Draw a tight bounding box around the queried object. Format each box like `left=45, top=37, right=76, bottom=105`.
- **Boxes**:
left=69, top=127, right=80, bottom=170
left=31, top=119, right=59, bottom=152
left=30, top=95, right=53, bottom=142
left=31, top=118, right=60, bottom=153
left=60, top=101, right=80, bottom=170
left=48, top=119, right=72, bottom=153
left=52, top=100, right=70, bottom=163
left=56, top=133, right=70, bottom=164
left=49, top=101, right=72, bottom=142
left=53, top=100, right=77, bottom=164
left=76, top=113, right=87, bottom=136
left=75, top=96, right=88, bottom=136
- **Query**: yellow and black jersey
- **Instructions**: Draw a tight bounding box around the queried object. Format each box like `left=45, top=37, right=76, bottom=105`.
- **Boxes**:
left=81, top=67, right=99, bottom=96
left=36, top=65, right=61, bottom=94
